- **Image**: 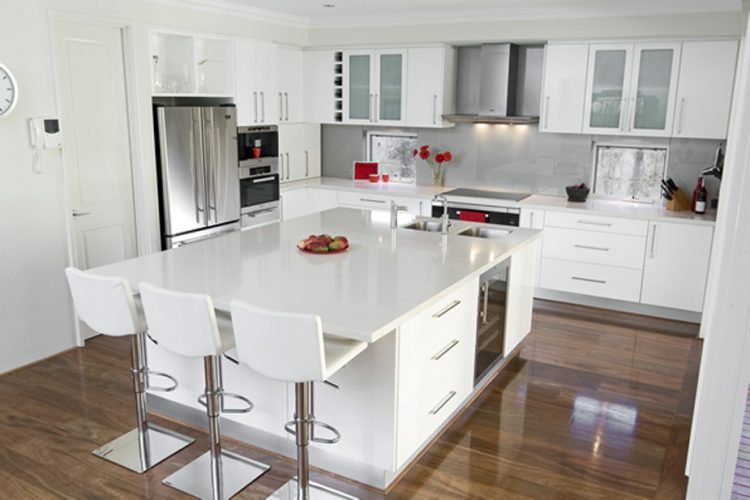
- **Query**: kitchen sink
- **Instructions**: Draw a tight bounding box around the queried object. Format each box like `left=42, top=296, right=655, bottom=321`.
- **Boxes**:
left=403, top=220, right=446, bottom=232
left=457, top=226, right=512, bottom=239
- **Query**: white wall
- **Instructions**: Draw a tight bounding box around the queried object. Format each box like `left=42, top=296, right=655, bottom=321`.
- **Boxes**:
left=0, top=0, right=307, bottom=373
left=308, top=11, right=742, bottom=46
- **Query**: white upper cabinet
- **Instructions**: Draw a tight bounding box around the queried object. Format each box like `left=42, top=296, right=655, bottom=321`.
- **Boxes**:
left=151, top=32, right=234, bottom=96
left=235, top=39, right=278, bottom=126
left=276, top=46, right=304, bottom=124
left=405, top=47, right=456, bottom=128
left=539, top=44, right=589, bottom=134
left=583, top=42, right=682, bottom=137
left=641, top=221, right=714, bottom=312
left=304, top=50, right=338, bottom=124
left=673, top=40, right=739, bottom=140
left=343, top=49, right=407, bottom=126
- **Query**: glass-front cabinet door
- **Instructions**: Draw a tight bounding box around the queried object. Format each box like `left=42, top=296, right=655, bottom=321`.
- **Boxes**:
left=376, top=50, right=407, bottom=125
left=583, top=44, right=633, bottom=134
left=627, top=43, right=681, bottom=137
left=343, top=50, right=373, bottom=124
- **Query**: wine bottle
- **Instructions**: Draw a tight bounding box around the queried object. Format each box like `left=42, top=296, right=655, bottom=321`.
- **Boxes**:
left=695, top=182, right=707, bottom=215
left=691, top=176, right=703, bottom=211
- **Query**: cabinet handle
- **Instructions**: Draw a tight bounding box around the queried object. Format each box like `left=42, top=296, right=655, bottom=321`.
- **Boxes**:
left=574, top=244, right=610, bottom=252
left=253, top=91, right=258, bottom=123
left=286, top=153, right=290, bottom=180
left=530, top=212, right=535, bottom=228
left=261, top=91, right=265, bottom=122
left=629, top=96, right=636, bottom=132
left=433, top=94, right=437, bottom=125
left=279, top=92, right=283, bottom=121
left=678, top=98, right=686, bottom=135
left=620, top=97, right=628, bottom=132
left=369, top=94, right=374, bottom=122
left=252, top=176, right=276, bottom=184
left=577, top=219, right=612, bottom=227
left=375, top=93, right=379, bottom=122
left=433, top=299, right=461, bottom=319
left=650, top=224, right=657, bottom=258
left=432, top=340, right=460, bottom=361
left=429, top=391, right=457, bottom=415
left=571, top=276, right=606, bottom=284
left=481, top=282, right=489, bottom=324
left=279, top=153, right=284, bottom=181
left=359, top=198, right=386, bottom=204
left=305, top=150, right=309, bottom=177
left=544, top=96, right=550, bottom=130
left=285, top=92, right=289, bottom=121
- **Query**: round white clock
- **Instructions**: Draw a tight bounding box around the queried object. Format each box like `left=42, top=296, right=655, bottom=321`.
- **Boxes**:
left=0, top=63, right=18, bottom=117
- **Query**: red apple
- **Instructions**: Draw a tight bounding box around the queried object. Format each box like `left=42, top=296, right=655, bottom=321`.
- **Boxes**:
left=318, top=234, right=333, bottom=245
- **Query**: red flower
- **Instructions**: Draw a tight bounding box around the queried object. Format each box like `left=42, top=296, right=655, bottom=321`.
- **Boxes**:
left=412, top=148, right=418, bottom=157
left=419, top=149, right=430, bottom=160
left=443, top=151, right=452, bottom=162
left=420, top=145, right=429, bottom=151
left=435, top=153, right=445, bottom=163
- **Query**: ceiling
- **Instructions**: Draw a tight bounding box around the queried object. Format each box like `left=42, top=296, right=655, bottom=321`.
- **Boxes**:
left=210, top=0, right=742, bottom=27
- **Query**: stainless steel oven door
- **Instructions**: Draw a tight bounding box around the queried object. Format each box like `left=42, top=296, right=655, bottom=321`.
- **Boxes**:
left=241, top=201, right=280, bottom=229
left=240, top=173, right=279, bottom=210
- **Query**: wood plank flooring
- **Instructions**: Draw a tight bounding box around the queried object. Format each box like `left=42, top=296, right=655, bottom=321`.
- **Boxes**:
left=0, top=300, right=701, bottom=499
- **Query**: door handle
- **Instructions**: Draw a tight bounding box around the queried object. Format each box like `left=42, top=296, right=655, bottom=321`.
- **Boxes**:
left=72, top=210, right=91, bottom=217
left=279, top=153, right=285, bottom=181
left=369, top=94, right=374, bottom=122
left=431, top=340, right=459, bottom=361
left=629, top=96, right=636, bottom=132
left=433, top=299, right=461, bottom=319
left=284, top=93, right=289, bottom=121
left=481, top=282, right=490, bottom=324
left=279, top=92, right=283, bottom=121
left=429, top=391, right=457, bottom=415
left=252, top=176, right=276, bottom=183
left=678, top=98, right=686, bottom=135
left=571, top=276, right=606, bottom=284
left=650, top=225, right=658, bottom=258
left=433, top=94, right=437, bottom=125
left=260, top=92, right=265, bottom=123
left=544, top=96, right=550, bottom=129
left=253, top=91, right=258, bottom=123
left=375, top=93, right=379, bottom=122
left=305, top=150, right=309, bottom=177
left=286, top=153, right=290, bottom=180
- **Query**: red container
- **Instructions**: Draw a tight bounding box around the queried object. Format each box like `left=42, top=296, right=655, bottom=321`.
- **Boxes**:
left=252, top=147, right=261, bottom=158
left=369, top=174, right=379, bottom=183
left=382, top=173, right=390, bottom=182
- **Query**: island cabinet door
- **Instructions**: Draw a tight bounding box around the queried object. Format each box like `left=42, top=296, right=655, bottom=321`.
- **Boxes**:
left=641, top=221, right=714, bottom=312
left=504, top=238, right=540, bottom=356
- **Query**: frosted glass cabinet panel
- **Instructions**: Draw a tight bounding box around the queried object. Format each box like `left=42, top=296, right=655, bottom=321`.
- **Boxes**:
left=583, top=44, right=632, bottom=133
left=629, top=43, right=681, bottom=136
left=346, top=52, right=371, bottom=122
left=378, top=52, right=405, bottom=123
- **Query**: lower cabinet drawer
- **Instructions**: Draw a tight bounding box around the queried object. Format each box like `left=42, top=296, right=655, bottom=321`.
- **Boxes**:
left=545, top=210, right=648, bottom=236
left=540, top=258, right=643, bottom=302
left=396, top=362, right=472, bottom=467
left=542, top=227, right=646, bottom=269
left=337, top=191, right=390, bottom=210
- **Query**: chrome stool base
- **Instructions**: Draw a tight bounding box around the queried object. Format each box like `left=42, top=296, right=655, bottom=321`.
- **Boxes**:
left=269, top=478, right=358, bottom=500
left=93, top=424, right=194, bottom=474
left=163, top=449, right=270, bottom=500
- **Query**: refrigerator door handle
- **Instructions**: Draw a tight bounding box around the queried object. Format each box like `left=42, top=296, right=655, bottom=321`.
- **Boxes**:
left=190, top=109, right=205, bottom=224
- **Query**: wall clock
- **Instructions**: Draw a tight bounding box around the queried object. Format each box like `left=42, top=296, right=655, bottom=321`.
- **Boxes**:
left=0, top=63, right=18, bottom=117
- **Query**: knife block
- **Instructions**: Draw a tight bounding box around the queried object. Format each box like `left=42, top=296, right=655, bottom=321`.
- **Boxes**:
left=666, top=189, right=691, bottom=211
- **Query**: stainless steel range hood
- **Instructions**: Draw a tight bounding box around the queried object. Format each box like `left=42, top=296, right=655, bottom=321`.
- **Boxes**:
left=446, top=43, right=542, bottom=125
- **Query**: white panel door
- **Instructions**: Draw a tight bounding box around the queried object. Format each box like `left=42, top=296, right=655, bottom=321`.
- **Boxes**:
left=303, top=123, right=321, bottom=179
left=279, top=123, right=304, bottom=183
left=406, top=47, right=444, bottom=128
left=673, top=40, right=739, bottom=140
left=277, top=46, right=304, bottom=123
left=583, top=43, right=634, bottom=135
left=255, top=40, right=278, bottom=126
left=303, top=50, right=337, bottom=124
left=375, top=49, right=407, bottom=126
left=343, top=50, right=374, bottom=125
left=54, top=20, right=137, bottom=338
left=235, top=39, right=259, bottom=125
left=540, top=44, right=589, bottom=134
left=641, top=221, right=714, bottom=312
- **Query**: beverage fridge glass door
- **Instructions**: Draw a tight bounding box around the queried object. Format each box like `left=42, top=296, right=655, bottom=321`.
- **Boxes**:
left=475, top=259, right=510, bottom=384
left=157, top=107, right=206, bottom=236
left=202, top=107, right=240, bottom=226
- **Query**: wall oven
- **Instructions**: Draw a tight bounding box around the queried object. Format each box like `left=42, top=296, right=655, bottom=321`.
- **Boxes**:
left=239, top=164, right=280, bottom=228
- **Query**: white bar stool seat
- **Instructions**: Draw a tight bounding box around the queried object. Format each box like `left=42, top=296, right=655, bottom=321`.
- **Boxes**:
left=230, top=300, right=367, bottom=500
left=64, top=267, right=194, bottom=473
left=139, top=283, right=270, bottom=500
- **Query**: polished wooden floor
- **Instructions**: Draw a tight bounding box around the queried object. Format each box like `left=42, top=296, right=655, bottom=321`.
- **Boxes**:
left=0, top=300, right=701, bottom=499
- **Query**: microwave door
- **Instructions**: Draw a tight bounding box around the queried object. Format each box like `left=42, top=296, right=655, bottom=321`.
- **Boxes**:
left=157, top=107, right=206, bottom=236
left=203, top=106, right=240, bottom=227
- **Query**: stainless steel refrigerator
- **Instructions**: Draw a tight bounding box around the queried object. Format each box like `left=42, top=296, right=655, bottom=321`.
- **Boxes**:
left=155, top=105, right=240, bottom=249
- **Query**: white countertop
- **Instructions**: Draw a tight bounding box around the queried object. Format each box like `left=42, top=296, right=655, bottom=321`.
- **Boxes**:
left=285, top=177, right=716, bottom=225
left=92, top=208, right=540, bottom=344
left=520, top=194, right=717, bottom=225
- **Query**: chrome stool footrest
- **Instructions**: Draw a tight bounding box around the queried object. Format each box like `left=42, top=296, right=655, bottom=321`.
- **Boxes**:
left=284, top=418, right=341, bottom=444
left=146, top=370, right=179, bottom=392
left=197, top=392, right=254, bottom=414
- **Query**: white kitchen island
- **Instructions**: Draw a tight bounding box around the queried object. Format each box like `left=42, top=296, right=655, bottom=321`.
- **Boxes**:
left=91, top=208, right=541, bottom=490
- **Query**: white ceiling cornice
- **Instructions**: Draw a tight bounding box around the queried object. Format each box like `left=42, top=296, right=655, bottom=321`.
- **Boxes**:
left=147, top=0, right=310, bottom=29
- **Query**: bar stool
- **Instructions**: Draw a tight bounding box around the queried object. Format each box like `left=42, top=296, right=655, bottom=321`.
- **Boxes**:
left=139, top=282, right=270, bottom=500
left=230, top=300, right=368, bottom=500
left=64, top=267, right=194, bottom=473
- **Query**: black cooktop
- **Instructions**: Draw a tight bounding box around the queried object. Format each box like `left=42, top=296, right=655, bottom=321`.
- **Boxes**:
left=442, top=188, right=532, bottom=203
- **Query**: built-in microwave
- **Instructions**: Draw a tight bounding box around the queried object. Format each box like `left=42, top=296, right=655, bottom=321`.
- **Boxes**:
left=238, top=125, right=278, bottom=167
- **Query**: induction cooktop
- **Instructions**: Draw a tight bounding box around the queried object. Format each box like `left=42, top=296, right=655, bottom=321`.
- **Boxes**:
left=442, top=188, right=532, bottom=203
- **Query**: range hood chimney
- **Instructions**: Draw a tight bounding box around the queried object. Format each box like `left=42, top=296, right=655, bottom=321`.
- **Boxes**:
left=446, top=43, right=542, bottom=125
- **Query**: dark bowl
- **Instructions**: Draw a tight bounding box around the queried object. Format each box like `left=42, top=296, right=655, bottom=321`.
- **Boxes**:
left=566, top=186, right=590, bottom=203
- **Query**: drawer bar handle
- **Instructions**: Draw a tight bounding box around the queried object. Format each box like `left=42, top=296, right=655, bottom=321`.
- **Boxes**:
left=431, top=340, right=459, bottom=361
left=360, top=198, right=386, bottom=204
left=429, top=390, right=457, bottom=416
left=577, top=220, right=613, bottom=227
left=571, top=276, right=606, bottom=284
left=433, top=300, right=462, bottom=318
left=574, top=244, right=610, bottom=252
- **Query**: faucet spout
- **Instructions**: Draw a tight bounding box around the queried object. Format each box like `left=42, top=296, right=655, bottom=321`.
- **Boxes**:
left=433, top=195, right=451, bottom=235
left=390, top=201, right=408, bottom=229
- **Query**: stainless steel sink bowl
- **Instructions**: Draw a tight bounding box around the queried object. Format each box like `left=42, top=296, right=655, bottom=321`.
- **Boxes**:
left=403, top=220, right=446, bottom=232
left=457, top=226, right=512, bottom=239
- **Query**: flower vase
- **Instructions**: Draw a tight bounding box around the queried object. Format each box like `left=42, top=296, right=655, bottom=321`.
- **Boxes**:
left=432, top=168, right=445, bottom=187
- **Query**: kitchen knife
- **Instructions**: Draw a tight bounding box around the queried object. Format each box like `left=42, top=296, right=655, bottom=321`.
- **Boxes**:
left=667, top=178, right=679, bottom=191
left=661, top=180, right=673, bottom=193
